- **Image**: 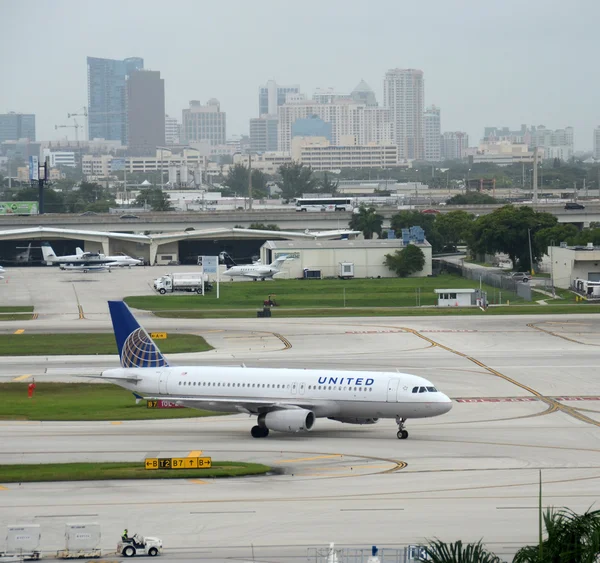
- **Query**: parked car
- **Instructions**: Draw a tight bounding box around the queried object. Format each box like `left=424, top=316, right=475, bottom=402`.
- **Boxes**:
left=506, top=272, right=530, bottom=282
left=564, top=202, right=585, bottom=210
left=120, top=214, right=139, bottom=219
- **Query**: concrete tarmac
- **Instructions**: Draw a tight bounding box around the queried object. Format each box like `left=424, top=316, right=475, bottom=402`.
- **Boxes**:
left=1, top=267, right=600, bottom=561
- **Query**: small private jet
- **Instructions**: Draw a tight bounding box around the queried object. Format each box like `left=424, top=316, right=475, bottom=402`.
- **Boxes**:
left=41, top=243, right=141, bottom=271
left=220, top=251, right=288, bottom=281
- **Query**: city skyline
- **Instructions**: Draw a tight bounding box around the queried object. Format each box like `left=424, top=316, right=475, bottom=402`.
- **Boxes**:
left=1, top=0, right=599, bottom=151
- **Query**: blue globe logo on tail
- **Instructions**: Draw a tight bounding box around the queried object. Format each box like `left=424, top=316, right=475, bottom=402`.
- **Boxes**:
left=108, top=301, right=168, bottom=368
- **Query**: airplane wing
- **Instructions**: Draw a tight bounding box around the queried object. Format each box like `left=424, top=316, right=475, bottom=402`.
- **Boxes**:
left=143, top=395, right=316, bottom=415
left=52, top=258, right=115, bottom=265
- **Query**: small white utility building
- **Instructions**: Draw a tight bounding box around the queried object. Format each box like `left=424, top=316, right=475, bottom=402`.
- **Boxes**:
left=435, top=288, right=476, bottom=307
left=550, top=243, right=600, bottom=289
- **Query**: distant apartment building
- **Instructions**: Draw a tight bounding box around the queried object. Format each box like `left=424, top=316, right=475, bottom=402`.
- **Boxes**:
left=291, top=136, right=398, bottom=171
left=594, top=127, right=600, bottom=160
left=250, top=115, right=279, bottom=152
left=383, top=68, right=424, bottom=160
left=126, top=70, right=165, bottom=155
left=87, top=56, right=144, bottom=144
left=165, top=115, right=180, bottom=145
left=483, top=125, right=530, bottom=144
left=0, top=112, right=36, bottom=143
left=232, top=151, right=292, bottom=175
left=472, top=141, right=535, bottom=165
left=82, top=154, right=115, bottom=177
left=181, top=99, right=226, bottom=146
left=42, top=149, right=76, bottom=168
left=259, top=80, right=300, bottom=116
left=350, top=80, right=378, bottom=107
left=424, top=106, right=441, bottom=161
left=530, top=125, right=574, bottom=160
left=440, top=132, right=469, bottom=161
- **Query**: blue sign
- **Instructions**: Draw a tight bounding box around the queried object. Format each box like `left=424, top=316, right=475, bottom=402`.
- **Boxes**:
left=202, top=255, right=218, bottom=274
left=29, top=156, right=39, bottom=181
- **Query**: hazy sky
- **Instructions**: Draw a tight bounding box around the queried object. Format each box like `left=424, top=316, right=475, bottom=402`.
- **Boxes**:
left=1, top=0, right=598, bottom=150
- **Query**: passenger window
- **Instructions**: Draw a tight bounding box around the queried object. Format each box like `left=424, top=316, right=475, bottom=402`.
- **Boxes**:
left=178, top=382, right=181, bottom=386
left=419, top=387, right=426, bottom=393
left=193, top=382, right=196, bottom=386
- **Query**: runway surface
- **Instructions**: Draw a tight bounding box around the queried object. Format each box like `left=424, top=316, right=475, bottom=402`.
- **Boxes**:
left=1, top=267, right=600, bottom=561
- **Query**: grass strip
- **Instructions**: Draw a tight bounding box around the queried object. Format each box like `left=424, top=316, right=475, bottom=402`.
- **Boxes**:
left=0, top=306, right=34, bottom=313
left=0, top=333, right=212, bottom=356
left=0, top=313, right=35, bottom=321
left=0, top=461, right=271, bottom=483
left=124, top=274, right=525, bottom=311
left=0, top=383, right=220, bottom=421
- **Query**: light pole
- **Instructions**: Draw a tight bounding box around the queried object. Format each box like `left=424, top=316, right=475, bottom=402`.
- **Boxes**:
left=466, top=168, right=471, bottom=192
left=528, top=228, right=535, bottom=276
left=247, top=152, right=253, bottom=211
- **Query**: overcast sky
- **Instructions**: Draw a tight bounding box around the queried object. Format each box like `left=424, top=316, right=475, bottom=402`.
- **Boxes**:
left=1, top=0, right=598, bottom=150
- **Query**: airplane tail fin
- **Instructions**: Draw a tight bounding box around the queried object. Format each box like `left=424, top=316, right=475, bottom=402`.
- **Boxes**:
left=269, top=255, right=288, bottom=269
left=108, top=301, right=169, bottom=368
left=76, top=247, right=84, bottom=256
left=219, top=251, right=237, bottom=269
left=41, top=242, right=56, bottom=263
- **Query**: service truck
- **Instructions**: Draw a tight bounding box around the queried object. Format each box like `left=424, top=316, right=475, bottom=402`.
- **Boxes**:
left=2, top=525, right=41, bottom=560
left=153, top=272, right=212, bottom=295
left=56, top=523, right=101, bottom=559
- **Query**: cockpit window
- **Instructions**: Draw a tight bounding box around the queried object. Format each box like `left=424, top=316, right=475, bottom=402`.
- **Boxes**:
left=426, top=386, right=437, bottom=392
left=412, top=386, right=419, bottom=393
left=419, top=387, right=426, bottom=393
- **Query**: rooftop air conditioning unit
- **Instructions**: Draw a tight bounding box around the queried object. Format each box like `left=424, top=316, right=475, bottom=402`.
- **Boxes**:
left=560, top=241, right=567, bottom=248
left=587, top=242, right=594, bottom=249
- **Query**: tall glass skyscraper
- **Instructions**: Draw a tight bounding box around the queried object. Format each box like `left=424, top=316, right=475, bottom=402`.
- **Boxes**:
left=87, top=56, right=144, bottom=144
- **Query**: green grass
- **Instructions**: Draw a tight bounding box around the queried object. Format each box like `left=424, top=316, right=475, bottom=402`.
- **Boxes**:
left=124, top=275, right=524, bottom=312
left=0, top=313, right=35, bottom=321
left=0, top=383, right=220, bottom=421
left=0, top=333, right=212, bottom=356
left=0, top=461, right=271, bottom=482
left=0, top=306, right=34, bottom=313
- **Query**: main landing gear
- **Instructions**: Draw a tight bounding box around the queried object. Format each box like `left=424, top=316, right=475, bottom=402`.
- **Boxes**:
left=251, top=425, right=269, bottom=438
left=396, top=416, right=409, bottom=440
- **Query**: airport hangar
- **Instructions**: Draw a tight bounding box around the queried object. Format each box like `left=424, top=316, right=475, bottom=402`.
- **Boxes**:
left=0, top=226, right=433, bottom=277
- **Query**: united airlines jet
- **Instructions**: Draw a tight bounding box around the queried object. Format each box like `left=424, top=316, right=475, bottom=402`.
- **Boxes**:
left=100, top=301, right=452, bottom=439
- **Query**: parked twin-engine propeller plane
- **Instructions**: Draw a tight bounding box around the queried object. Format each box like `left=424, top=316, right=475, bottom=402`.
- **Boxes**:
left=97, top=301, right=452, bottom=439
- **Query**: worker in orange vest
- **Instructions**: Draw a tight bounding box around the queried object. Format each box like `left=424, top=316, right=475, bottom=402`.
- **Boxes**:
left=27, top=379, right=36, bottom=398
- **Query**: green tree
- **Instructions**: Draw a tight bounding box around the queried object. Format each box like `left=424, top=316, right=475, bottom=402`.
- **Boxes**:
left=469, top=206, right=556, bottom=271
left=435, top=210, right=475, bottom=251
left=513, top=508, right=600, bottom=563
left=250, top=169, right=269, bottom=199
left=384, top=244, right=425, bottom=277
left=224, top=164, right=248, bottom=196
left=134, top=187, right=173, bottom=211
left=574, top=227, right=600, bottom=246
left=535, top=223, right=579, bottom=251
left=277, top=163, right=316, bottom=200
left=348, top=206, right=383, bottom=239
left=13, top=186, right=66, bottom=213
left=248, top=223, right=280, bottom=231
left=447, top=192, right=497, bottom=205
left=317, top=172, right=339, bottom=194
left=417, top=539, right=502, bottom=563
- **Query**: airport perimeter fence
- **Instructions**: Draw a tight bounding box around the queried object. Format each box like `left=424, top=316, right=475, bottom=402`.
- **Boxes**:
left=440, top=260, right=532, bottom=302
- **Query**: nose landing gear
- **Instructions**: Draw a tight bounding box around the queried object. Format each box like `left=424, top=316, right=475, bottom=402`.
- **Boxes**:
left=396, top=416, right=409, bottom=439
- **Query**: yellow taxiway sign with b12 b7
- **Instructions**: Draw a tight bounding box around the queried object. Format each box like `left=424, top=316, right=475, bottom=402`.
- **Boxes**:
left=145, top=457, right=212, bottom=470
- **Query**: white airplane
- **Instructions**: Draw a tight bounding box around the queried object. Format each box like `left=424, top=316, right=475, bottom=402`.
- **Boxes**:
left=0, top=265, right=4, bottom=280
left=41, top=243, right=141, bottom=269
left=220, top=251, right=289, bottom=281
left=97, top=301, right=452, bottom=439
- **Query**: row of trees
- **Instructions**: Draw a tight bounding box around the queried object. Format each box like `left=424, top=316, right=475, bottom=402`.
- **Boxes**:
left=349, top=203, right=600, bottom=273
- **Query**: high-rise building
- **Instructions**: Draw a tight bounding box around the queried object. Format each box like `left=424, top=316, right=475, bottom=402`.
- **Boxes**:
left=350, top=80, right=377, bottom=107
left=440, top=131, right=468, bottom=161
left=594, top=127, right=600, bottom=160
left=249, top=115, right=279, bottom=153
left=424, top=106, right=441, bottom=162
left=182, top=99, right=226, bottom=145
left=383, top=68, right=424, bottom=160
left=259, top=80, right=300, bottom=116
left=0, top=112, right=35, bottom=143
left=87, top=56, right=144, bottom=144
left=126, top=70, right=165, bottom=155
left=165, top=115, right=181, bottom=145
left=530, top=125, right=574, bottom=160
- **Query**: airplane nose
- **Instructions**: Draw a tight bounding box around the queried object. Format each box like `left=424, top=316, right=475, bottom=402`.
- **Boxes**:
left=438, top=395, right=453, bottom=414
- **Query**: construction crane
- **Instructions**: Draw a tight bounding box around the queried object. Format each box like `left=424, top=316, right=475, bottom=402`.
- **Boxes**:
left=55, top=121, right=83, bottom=142
left=67, top=107, right=88, bottom=141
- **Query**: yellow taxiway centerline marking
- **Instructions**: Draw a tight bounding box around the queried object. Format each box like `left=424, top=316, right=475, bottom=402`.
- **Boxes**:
left=276, top=454, right=343, bottom=464
left=0, top=485, right=8, bottom=490
left=189, top=479, right=207, bottom=484
left=110, top=421, right=123, bottom=425
left=12, top=374, right=32, bottom=382
left=14, top=329, right=25, bottom=334
left=188, top=450, right=203, bottom=457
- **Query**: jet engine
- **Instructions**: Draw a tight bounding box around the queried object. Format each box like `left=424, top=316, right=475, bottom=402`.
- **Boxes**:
left=262, top=409, right=315, bottom=433
left=328, top=417, right=379, bottom=425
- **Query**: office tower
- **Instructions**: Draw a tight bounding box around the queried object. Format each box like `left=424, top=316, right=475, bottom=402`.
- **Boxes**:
left=87, top=56, right=144, bottom=143
left=440, top=131, right=469, bottom=160
left=182, top=99, right=226, bottom=145
left=350, top=80, right=377, bottom=107
left=424, top=106, right=441, bottom=161
left=0, top=112, right=36, bottom=143
left=383, top=68, right=424, bottom=160
left=249, top=115, right=279, bottom=153
left=165, top=115, right=181, bottom=145
left=259, top=80, right=300, bottom=116
left=594, top=127, right=600, bottom=160
left=126, top=69, right=165, bottom=155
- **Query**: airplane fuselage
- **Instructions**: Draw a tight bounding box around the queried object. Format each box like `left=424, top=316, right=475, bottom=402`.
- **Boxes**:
left=226, top=266, right=277, bottom=280
left=101, top=365, right=452, bottom=420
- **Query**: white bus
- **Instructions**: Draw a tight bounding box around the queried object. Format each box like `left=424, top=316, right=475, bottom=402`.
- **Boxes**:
left=295, top=197, right=355, bottom=212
